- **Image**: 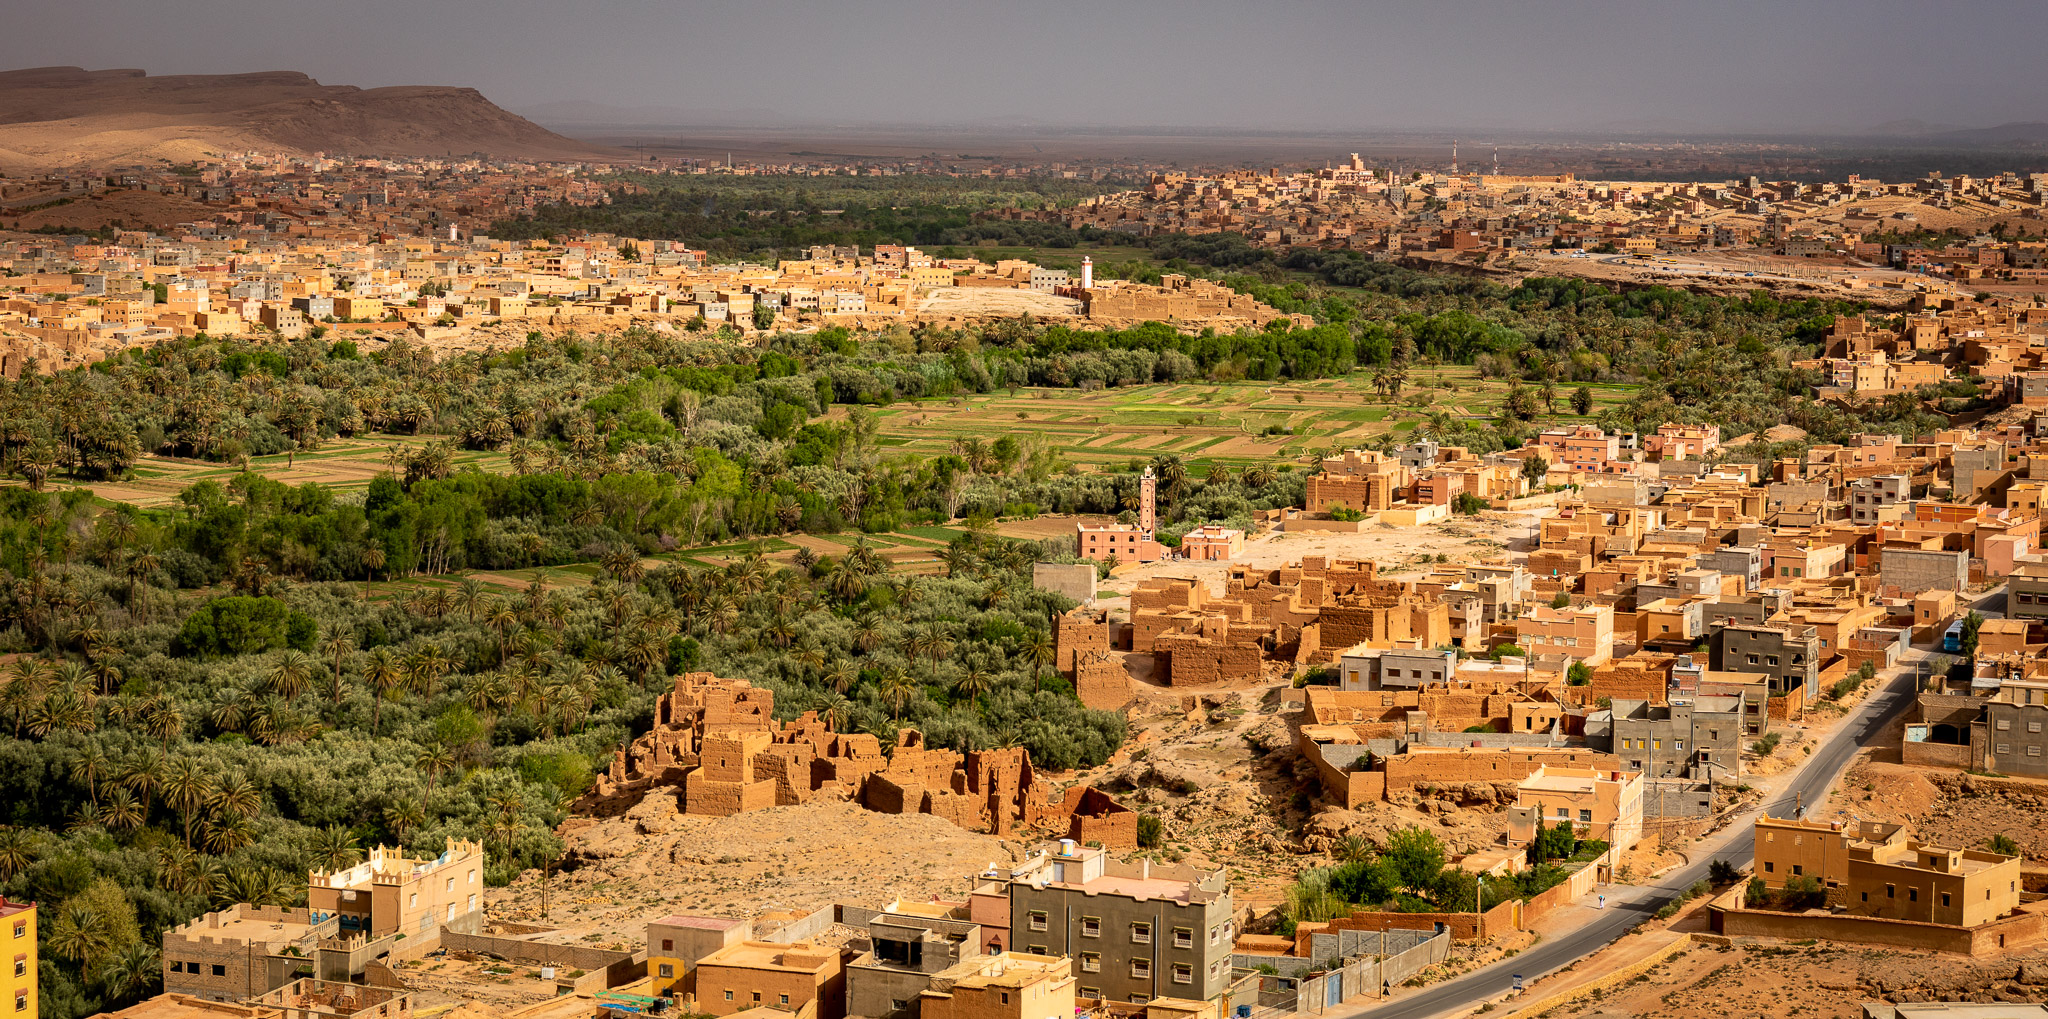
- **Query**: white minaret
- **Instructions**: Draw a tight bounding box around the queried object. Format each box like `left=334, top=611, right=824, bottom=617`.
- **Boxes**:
left=1081, top=256, right=1093, bottom=290
left=448, top=223, right=458, bottom=242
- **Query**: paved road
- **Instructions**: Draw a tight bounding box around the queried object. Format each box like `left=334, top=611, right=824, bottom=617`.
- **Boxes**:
left=1335, top=663, right=1922, bottom=1019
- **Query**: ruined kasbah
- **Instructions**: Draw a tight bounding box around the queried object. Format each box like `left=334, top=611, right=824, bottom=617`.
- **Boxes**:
left=579, top=672, right=1137, bottom=848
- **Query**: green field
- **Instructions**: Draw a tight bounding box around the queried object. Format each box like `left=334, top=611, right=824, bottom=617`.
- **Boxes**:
left=850, top=367, right=1639, bottom=471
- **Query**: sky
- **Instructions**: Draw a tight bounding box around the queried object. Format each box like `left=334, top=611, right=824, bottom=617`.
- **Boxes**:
left=5, top=0, right=2045, bottom=136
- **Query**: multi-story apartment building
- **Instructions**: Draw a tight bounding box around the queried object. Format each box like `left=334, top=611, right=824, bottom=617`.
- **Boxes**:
left=846, top=905, right=986, bottom=1019
left=0, top=899, right=32, bottom=1018
left=1516, top=604, right=1616, bottom=665
left=998, top=844, right=1233, bottom=1004
left=2006, top=561, right=2048, bottom=620
left=1849, top=474, right=1910, bottom=524
left=306, top=839, right=485, bottom=940
left=1505, top=766, right=1644, bottom=848
left=1598, top=695, right=1747, bottom=780
left=1709, top=623, right=1820, bottom=700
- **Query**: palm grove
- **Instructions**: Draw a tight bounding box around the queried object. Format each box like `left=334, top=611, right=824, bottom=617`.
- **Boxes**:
left=0, top=250, right=1972, bottom=1018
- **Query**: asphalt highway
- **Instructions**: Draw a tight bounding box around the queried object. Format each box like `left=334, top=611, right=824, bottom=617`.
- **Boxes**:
left=1332, top=663, right=1921, bottom=1019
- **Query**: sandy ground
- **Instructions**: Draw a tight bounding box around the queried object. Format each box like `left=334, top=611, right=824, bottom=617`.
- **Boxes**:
left=917, top=288, right=1081, bottom=317
left=489, top=797, right=1018, bottom=951
left=1100, top=512, right=1535, bottom=600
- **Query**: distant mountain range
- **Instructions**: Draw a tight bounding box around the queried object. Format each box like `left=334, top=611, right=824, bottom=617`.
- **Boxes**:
left=0, top=66, right=618, bottom=170
left=518, top=100, right=785, bottom=130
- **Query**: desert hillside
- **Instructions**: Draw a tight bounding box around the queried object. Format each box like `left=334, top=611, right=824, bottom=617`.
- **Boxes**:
left=0, top=66, right=618, bottom=170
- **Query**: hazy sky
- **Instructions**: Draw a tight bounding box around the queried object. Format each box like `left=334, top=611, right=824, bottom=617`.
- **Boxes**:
left=6, top=0, right=2045, bottom=134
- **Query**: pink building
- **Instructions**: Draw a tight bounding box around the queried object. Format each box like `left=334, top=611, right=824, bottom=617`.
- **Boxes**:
left=1515, top=604, right=1616, bottom=665
left=1178, top=525, right=1245, bottom=561
left=1537, top=426, right=1622, bottom=472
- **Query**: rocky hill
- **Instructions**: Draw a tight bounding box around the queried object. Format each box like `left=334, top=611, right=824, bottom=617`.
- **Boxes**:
left=0, top=66, right=617, bottom=170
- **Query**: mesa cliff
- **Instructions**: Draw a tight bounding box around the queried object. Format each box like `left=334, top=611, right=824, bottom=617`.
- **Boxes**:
left=0, top=66, right=617, bottom=169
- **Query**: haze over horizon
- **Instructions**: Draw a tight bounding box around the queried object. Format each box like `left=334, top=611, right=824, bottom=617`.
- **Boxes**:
left=4, top=0, right=2047, bottom=138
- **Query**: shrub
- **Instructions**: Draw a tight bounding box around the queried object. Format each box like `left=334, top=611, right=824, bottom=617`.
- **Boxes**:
left=1137, top=814, right=1164, bottom=849
left=1708, top=859, right=1740, bottom=886
left=174, top=595, right=318, bottom=657
left=1751, top=732, right=1782, bottom=757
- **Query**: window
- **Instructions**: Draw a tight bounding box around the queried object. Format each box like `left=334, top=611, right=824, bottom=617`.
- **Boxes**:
left=2031, top=747, right=2044, bottom=757
left=1081, top=989, right=1102, bottom=1000
left=1998, top=720, right=2012, bottom=731
left=410, top=893, right=418, bottom=909
left=446, top=877, right=455, bottom=893
left=658, top=964, right=674, bottom=978
left=1942, top=893, right=1952, bottom=907
left=780, top=995, right=790, bottom=1006
left=1909, top=888, right=1918, bottom=902
left=1579, top=809, right=1592, bottom=823
left=1081, top=952, right=1101, bottom=973
left=1081, top=917, right=1101, bottom=938
left=1028, top=910, right=1048, bottom=932
left=1999, top=744, right=2011, bottom=754
left=1173, top=926, right=1194, bottom=949
left=1792, top=865, right=1803, bottom=876
left=1172, top=963, right=1194, bottom=985
left=662, top=939, right=673, bottom=952
left=1764, top=861, right=1775, bottom=872
left=213, top=964, right=227, bottom=976
left=1886, top=884, right=1896, bottom=899
left=724, top=992, right=734, bottom=1001
left=1131, top=960, right=1151, bottom=979
left=1747, top=655, right=1759, bottom=665
left=752, top=993, right=762, bottom=1004
left=170, top=961, right=183, bottom=973
left=1131, top=922, right=1151, bottom=944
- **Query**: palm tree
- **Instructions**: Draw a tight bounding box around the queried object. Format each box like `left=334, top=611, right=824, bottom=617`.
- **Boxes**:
left=124, top=548, right=161, bottom=623
left=406, top=642, right=452, bottom=703
left=1021, top=631, right=1057, bottom=683
left=160, top=758, right=211, bottom=849
left=364, top=647, right=404, bottom=735
left=913, top=622, right=955, bottom=684
left=0, top=828, right=38, bottom=880
left=267, top=650, right=315, bottom=700
left=69, top=743, right=109, bottom=805
left=209, top=774, right=261, bottom=821
left=320, top=630, right=356, bottom=703
left=45, top=901, right=113, bottom=971
left=385, top=798, right=426, bottom=844
left=454, top=576, right=490, bottom=623
left=145, top=699, right=184, bottom=753
left=876, top=671, right=918, bottom=720
left=823, top=662, right=858, bottom=696
left=415, top=743, right=455, bottom=811
left=954, top=665, right=994, bottom=703
left=100, top=787, right=145, bottom=832
left=97, top=941, right=160, bottom=1002
left=308, top=825, right=363, bottom=872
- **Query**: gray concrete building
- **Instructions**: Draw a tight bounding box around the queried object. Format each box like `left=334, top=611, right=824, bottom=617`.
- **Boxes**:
left=846, top=909, right=985, bottom=1018
left=997, top=843, right=1233, bottom=1004
left=1595, top=696, right=1747, bottom=780
left=1709, top=623, right=1820, bottom=699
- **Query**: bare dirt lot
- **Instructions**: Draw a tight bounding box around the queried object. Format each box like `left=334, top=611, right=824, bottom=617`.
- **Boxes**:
left=490, top=797, right=1017, bottom=950
left=1546, top=940, right=2048, bottom=1019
